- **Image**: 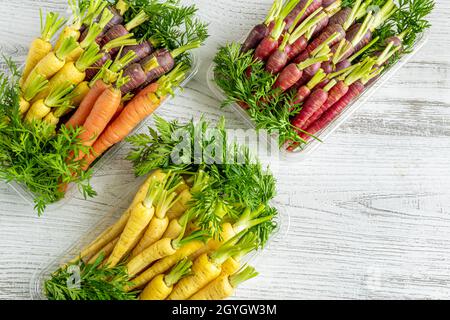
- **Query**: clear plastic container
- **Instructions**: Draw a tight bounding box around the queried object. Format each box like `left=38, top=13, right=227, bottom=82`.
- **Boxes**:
left=207, top=32, right=429, bottom=160
left=29, top=175, right=290, bottom=300
left=8, top=53, right=199, bottom=211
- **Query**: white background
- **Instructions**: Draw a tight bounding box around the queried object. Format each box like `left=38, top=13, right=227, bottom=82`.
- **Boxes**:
left=0, top=0, right=449, bottom=299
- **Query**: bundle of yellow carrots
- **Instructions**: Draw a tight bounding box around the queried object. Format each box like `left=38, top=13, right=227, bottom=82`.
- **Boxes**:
left=45, top=117, right=277, bottom=300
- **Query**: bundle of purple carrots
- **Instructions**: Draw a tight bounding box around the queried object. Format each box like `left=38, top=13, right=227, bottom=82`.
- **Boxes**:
left=19, top=0, right=207, bottom=167
left=214, top=0, right=434, bottom=151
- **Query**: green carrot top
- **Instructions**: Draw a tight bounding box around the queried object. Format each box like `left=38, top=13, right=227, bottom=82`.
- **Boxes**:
left=154, top=63, right=189, bottom=98
left=80, top=8, right=115, bottom=49
left=22, top=74, right=48, bottom=102
left=264, top=0, right=283, bottom=26
left=81, top=0, right=108, bottom=27
left=40, top=10, right=66, bottom=42
left=44, top=82, right=75, bottom=108
left=164, top=259, right=193, bottom=287
left=229, top=266, right=259, bottom=288
left=75, top=44, right=103, bottom=72
left=288, top=0, right=315, bottom=33
left=55, top=37, right=79, bottom=61
left=102, top=34, right=138, bottom=53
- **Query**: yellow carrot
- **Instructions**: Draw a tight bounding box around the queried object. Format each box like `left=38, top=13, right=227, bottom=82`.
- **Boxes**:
left=70, top=81, right=90, bottom=106
left=25, top=82, right=74, bottom=122
left=167, top=189, right=192, bottom=220
left=88, top=237, right=119, bottom=265
left=126, top=240, right=206, bottom=291
left=131, top=216, right=169, bottom=257
left=140, top=259, right=192, bottom=300
left=167, top=253, right=221, bottom=300
left=190, top=222, right=236, bottom=260
left=54, top=0, right=84, bottom=51
left=73, top=172, right=164, bottom=264
left=35, top=43, right=102, bottom=101
left=19, top=74, right=48, bottom=115
left=132, top=173, right=183, bottom=256
left=20, top=11, right=66, bottom=87
left=168, top=231, right=253, bottom=300
left=43, top=112, right=60, bottom=126
left=127, top=230, right=207, bottom=277
left=221, top=257, right=241, bottom=276
left=107, top=177, right=162, bottom=268
left=189, top=266, right=258, bottom=300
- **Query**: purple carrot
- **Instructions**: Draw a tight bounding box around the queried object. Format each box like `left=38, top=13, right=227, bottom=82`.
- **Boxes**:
left=306, top=23, right=345, bottom=53
left=329, top=7, right=352, bottom=26
left=293, top=69, right=327, bottom=104
left=254, top=17, right=286, bottom=61
left=284, top=0, right=323, bottom=31
left=100, top=10, right=149, bottom=52
left=323, top=0, right=338, bottom=7
left=85, top=34, right=138, bottom=81
left=298, top=81, right=365, bottom=142
left=241, top=0, right=283, bottom=53
left=273, top=55, right=329, bottom=92
left=121, top=41, right=155, bottom=64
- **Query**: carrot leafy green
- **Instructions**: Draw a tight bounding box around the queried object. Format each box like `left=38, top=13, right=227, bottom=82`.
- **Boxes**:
left=0, top=59, right=95, bottom=214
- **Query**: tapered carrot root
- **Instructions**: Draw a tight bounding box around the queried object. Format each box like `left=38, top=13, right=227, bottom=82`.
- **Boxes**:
left=302, top=80, right=349, bottom=129
left=77, top=87, right=122, bottom=148
left=167, top=253, right=221, bottom=300
left=127, top=238, right=176, bottom=277
left=131, top=216, right=169, bottom=258
left=107, top=203, right=155, bottom=267
left=76, top=172, right=165, bottom=263
left=292, top=88, right=329, bottom=130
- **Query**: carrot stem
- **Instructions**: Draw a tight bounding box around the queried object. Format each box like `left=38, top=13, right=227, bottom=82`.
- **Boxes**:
left=125, top=10, right=149, bottom=31
left=264, top=0, right=283, bottom=25
left=103, top=34, right=138, bottom=52
left=343, top=0, right=362, bottom=31
left=40, top=11, right=66, bottom=42
left=288, top=0, right=314, bottom=34
left=75, top=44, right=102, bottom=72
left=116, top=0, right=130, bottom=16
left=289, top=8, right=325, bottom=43
left=307, top=69, right=327, bottom=90
left=229, top=266, right=258, bottom=288
left=348, top=36, right=380, bottom=62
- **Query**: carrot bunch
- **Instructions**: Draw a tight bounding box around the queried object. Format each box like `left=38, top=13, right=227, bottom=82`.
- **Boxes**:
left=45, top=118, right=279, bottom=300
left=1, top=0, right=206, bottom=213
left=214, top=0, right=434, bottom=152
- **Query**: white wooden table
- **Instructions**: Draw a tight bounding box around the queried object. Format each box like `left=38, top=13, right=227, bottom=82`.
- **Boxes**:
left=0, top=0, right=449, bottom=300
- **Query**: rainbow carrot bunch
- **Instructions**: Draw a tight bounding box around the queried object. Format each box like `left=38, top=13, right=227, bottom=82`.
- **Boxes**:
left=214, top=0, right=434, bottom=152
left=45, top=117, right=278, bottom=300
left=0, top=0, right=207, bottom=214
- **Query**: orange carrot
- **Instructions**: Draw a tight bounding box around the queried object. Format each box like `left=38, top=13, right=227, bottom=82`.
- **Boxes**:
left=83, top=85, right=161, bottom=168
left=66, top=79, right=110, bottom=129
left=77, top=87, right=122, bottom=150
left=83, top=65, right=187, bottom=169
